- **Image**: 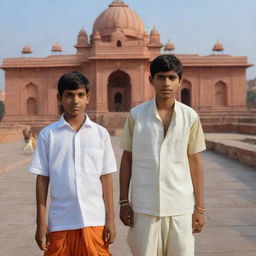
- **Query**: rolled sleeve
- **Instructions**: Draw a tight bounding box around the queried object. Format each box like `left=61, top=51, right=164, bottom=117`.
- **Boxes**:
left=101, top=133, right=117, bottom=175
left=29, top=133, right=49, bottom=176
left=120, top=113, right=134, bottom=152
left=187, top=116, right=206, bottom=155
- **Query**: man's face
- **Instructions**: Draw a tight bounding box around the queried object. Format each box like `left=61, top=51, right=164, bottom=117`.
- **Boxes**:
left=58, top=87, right=90, bottom=118
left=149, top=70, right=182, bottom=100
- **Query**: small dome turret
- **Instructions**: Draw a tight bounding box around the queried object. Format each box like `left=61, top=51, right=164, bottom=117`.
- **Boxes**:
left=22, top=44, right=32, bottom=54
left=75, top=28, right=89, bottom=47
left=164, top=40, right=175, bottom=52
left=78, top=28, right=87, bottom=37
left=150, top=27, right=160, bottom=44
left=51, top=42, right=62, bottom=52
left=212, top=40, right=224, bottom=52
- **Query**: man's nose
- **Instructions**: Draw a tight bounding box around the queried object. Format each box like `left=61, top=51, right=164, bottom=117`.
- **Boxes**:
left=73, top=95, right=79, bottom=103
left=163, top=77, right=171, bottom=86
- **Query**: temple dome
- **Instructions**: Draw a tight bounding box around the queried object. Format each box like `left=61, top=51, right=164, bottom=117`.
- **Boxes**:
left=92, top=0, right=145, bottom=39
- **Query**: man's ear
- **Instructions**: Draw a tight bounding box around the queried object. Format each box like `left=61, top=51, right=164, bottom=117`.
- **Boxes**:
left=149, top=75, right=153, bottom=85
left=57, top=94, right=62, bottom=106
left=86, top=92, right=91, bottom=104
left=179, top=77, right=183, bottom=87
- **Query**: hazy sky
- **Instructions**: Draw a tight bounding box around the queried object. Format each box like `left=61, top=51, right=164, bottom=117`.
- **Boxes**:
left=0, top=0, right=255, bottom=90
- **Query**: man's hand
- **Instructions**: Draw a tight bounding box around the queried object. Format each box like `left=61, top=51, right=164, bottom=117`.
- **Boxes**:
left=192, top=211, right=205, bottom=233
left=104, top=219, right=116, bottom=244
left=35, top=223, right=50, bottom=251
left=120, top=205, right=134, bottom=227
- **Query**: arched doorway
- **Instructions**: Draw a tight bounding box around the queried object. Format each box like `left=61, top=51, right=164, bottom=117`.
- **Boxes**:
left=180, top=80, right=192, bottom=106
left=181, top=88, right=191, bottom=106
left=108, top=70, right=131, bottom=112
left=27, top=97, right=37, bottom=115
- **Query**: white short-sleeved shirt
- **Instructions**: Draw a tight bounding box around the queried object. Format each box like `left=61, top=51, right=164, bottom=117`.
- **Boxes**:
left=120, top=98, right=206, bottom=216
left=29, top=115, right=117, bottom=232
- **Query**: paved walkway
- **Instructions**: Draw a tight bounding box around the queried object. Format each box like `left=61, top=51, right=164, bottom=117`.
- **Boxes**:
left=0, top=136, right=256, bottom=256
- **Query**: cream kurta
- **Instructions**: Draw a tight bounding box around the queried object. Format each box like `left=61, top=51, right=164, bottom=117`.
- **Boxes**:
left=120, top=98, right=206, bottom=216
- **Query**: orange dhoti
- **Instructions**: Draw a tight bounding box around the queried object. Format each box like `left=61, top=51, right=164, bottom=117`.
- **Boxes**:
left=44, top=226, right=111, bottom=256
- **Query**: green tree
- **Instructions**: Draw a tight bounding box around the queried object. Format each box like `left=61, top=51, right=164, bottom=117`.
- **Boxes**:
left=247, top=91, right=256, bottom=109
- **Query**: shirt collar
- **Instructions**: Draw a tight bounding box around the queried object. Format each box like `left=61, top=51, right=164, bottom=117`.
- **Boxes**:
left=57, top=114, right=93, bottom=129
left=151, top=97, right=179, bottom=119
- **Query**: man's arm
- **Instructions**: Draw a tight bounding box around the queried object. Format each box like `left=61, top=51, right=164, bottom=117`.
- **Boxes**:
left=188, top=153, right=205, bottom=233
left=35, top=175, right=50, bottom=251
left=100, top=173, right=116, bottom=244
left=119, top=150, right=133, bottom=226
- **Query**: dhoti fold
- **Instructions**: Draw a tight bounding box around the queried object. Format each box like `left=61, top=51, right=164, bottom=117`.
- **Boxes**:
left=45, top=226, right=111, bottom=256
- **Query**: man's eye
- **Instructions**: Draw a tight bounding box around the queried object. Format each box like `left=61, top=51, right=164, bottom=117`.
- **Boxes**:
left=78, top=93, right=85, bottom=97
left=169, top=76, right=177, bottom=80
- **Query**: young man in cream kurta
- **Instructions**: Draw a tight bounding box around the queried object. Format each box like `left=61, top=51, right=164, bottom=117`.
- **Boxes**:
left=119, top=55, right=206, bottom=256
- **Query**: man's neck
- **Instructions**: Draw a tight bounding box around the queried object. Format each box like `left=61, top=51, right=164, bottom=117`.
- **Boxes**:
left=64, top=114, right=86, bottom=132
left=156, top=96, right=175, bottom=111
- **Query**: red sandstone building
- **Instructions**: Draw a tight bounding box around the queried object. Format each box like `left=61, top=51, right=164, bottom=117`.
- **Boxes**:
left=0, top=0, right=253, bottom=133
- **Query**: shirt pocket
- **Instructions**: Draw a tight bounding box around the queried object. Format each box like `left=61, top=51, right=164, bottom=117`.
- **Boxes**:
left=84, top=148, right=104, bottom=175
left=172, top=138, right=187, bottom=163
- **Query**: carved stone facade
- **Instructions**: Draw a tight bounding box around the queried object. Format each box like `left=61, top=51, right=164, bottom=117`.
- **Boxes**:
left=1, top=0, right=251, bottom=124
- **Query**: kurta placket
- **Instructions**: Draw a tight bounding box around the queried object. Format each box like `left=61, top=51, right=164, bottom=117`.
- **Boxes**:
left=155, top=105, right=177, bottom=215
left=154, top=109, right=164, bottom=216
left=74, top=129, right=84, bottom=219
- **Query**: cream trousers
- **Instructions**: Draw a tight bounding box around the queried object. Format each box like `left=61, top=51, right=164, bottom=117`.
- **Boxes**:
left=127, top=213, right=194, bottom=256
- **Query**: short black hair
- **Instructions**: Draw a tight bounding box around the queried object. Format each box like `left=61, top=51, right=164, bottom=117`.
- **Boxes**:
left=150, top=54, right=183, bottom=80
left=57, top=71, right=90, bottom=96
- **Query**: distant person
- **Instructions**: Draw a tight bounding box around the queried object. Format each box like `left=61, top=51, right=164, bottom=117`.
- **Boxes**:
left=29, top=72, right=117, bottom=256
left=23, top=129, right=36, bottom=152
left=119, top=54, right=206, bottom=256
left=22, top=125, right=31, bottom=143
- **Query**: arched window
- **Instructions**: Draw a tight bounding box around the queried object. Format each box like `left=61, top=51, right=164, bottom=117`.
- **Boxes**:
left=117, top=40, right=122, bottom=47
left=215, top=81, right=227, bottom=106
left=26, top=82, right=37, bottom=97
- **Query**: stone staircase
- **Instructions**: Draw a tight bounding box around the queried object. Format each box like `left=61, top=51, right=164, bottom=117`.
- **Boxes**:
left=198, top=110, right=256, bottom=134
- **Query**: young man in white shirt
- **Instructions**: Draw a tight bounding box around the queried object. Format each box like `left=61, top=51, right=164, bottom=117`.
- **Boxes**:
left=29, top=72, right=117, bottom=256
left=119, top=55, right=206, bottom=256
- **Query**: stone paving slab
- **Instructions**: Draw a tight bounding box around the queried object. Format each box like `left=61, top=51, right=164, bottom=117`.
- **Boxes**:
left=0, top=136, right=256, bottom=255
left=0, top=139, right=32, bottom=175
